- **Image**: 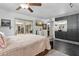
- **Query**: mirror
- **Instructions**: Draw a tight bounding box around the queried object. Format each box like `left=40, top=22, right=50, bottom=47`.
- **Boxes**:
left=55, top=20, right=67, bottom=32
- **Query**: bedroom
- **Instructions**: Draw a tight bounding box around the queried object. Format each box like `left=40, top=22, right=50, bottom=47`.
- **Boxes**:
left=0, top=3, right=54, bottom=56
left=0, top=3, right=79, bottom=56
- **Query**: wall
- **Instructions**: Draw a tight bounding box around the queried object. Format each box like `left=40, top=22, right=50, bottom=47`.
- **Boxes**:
left=0, top=8, right=51, bottom=36
left=46, top=18, right=55, bottom=41
left=55, top=14, right=79, bottom=42
left=0, top=9, right=15, bottom=36
left=0, top=9, right=43, bottom=36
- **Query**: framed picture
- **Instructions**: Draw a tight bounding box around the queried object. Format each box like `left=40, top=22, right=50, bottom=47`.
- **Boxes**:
left=1, top=19, right=11, bottom=27
left=36, top=21, right=43, bottom=26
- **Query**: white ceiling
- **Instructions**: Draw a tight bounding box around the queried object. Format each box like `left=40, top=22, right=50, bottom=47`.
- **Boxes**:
left=0, top=3, right=79, bottom=19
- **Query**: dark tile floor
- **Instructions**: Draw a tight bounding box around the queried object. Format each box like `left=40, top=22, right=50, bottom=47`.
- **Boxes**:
left=54, top=40, right=79, bottom=56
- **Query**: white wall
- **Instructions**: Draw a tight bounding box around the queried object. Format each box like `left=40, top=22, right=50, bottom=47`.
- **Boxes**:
left=0, top=9, right=15, bottom=36
left=48, top=18, right=55, bottom=41
left=0, top=8, right=55, bottom=36
left=0, top=9, right=42, bottom=36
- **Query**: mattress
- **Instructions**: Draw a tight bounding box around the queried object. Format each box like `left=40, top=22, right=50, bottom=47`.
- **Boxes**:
left=0, top=34, right=51, bottom=56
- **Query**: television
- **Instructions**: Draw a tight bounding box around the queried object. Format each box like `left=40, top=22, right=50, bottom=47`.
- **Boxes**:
left=1, top=19, right=11, bottom=27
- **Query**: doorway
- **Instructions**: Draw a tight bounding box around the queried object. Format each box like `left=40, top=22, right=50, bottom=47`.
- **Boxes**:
left=15, top=19, right=33, bottom=35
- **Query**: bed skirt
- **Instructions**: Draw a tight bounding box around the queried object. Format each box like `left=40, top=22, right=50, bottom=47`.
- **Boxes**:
left=36, top=49, right=50, bottom=56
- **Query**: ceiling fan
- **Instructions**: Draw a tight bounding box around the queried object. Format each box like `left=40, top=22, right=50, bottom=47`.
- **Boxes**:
left=16, top=3, right=42, bottom=13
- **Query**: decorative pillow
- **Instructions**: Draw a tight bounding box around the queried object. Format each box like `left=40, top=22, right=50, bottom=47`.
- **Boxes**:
left=0, top=32, right=6, bottom=48
left=0, top=36, right=5, bottom=48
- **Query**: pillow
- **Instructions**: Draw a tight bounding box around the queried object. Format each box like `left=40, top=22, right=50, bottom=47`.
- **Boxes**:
left=0, top=36, right=5, bottom=48
left=0, top=32, right=7, bottom=48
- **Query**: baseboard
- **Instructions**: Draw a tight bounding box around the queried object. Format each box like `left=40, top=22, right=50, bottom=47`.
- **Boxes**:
left=55, top=38, right=79, bottom=45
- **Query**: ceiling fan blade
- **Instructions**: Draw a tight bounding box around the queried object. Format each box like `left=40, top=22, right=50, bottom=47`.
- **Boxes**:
left=28, top=7, right=33, bottom=13
left=29, top=3, right=42, bottom=6
left=16, top=6, right=21, bottom=10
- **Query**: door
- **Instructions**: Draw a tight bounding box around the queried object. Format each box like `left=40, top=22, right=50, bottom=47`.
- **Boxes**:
left=67, top=15, right=78, bottom=41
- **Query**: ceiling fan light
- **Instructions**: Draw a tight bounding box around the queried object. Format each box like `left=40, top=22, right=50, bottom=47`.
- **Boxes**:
left=70, top=3, right=73, bottom=8
left=20, top=4, right=25, bottom=8
left=25, top=5, right=29, bottom=9
left=20, top=4, right=28, bottom=9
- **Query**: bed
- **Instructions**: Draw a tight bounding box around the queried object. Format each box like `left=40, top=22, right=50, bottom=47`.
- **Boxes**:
left=0, top=34, right=51, bottom=56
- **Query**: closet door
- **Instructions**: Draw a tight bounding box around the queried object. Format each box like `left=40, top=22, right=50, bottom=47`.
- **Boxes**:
left=67, top=15, right=78, bottom=41
left=77, top=14, right=79, bottom=41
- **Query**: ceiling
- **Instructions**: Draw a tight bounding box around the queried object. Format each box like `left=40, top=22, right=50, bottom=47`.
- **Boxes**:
left=0, top=3, right=79, bottom=19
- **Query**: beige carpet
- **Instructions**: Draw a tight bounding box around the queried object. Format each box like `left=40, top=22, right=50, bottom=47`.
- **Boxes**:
left=46, top=49, right=68, bottom=56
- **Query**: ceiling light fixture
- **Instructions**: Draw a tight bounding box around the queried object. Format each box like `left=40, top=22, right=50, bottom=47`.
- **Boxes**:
left=69, top=3, right=73, bottom=8
left=20, top=4, right=29, bottom=9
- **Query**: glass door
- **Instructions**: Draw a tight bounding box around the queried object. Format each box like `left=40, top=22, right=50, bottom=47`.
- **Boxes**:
left=15, top=19, right=33, bottom=35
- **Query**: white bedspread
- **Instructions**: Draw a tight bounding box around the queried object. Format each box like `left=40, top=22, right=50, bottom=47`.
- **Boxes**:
left=0, top=34, right=51, bottom=56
